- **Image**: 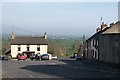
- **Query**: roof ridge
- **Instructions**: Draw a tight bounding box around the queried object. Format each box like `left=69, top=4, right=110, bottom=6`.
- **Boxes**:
left=11, top=36, right=47, bottom=45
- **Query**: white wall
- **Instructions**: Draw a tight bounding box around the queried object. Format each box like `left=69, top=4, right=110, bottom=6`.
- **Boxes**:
left=30, top=45, right=38, bottom=53
left=87, top=39, right=98, bottom=59
left=40, top=45, right=47, bottom=55
left=11, top=45, right=48, bottom=58
left=11, top=45, right=18, bottom=57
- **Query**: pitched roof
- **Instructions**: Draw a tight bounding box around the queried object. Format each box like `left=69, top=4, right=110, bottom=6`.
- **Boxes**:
left=11, top=37, right=48, bottom=45
left=102, top=21, right=120, bottom=34
left=86, top=27, right=110, bottom=42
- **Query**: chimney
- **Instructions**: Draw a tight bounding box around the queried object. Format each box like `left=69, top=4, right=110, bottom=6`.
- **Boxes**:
left=110, top=23, right=114, bottom=27
left=101, top=22, right=107, bottom=30
left=96, top=27, right=101, bottom=32
left=43, top=32, right=47, bottom=39
left=11, top=32, right=15, bottom=40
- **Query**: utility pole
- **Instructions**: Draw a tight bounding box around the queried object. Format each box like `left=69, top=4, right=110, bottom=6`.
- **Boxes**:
left=100, top=17, right=102, bottom=24
left=82, top=35, right=85, bottom=59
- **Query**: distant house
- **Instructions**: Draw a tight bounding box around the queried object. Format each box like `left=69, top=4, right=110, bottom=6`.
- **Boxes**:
left=86, top=21, right=120, bottom=64
left=10, top=32, right=48, bottom=58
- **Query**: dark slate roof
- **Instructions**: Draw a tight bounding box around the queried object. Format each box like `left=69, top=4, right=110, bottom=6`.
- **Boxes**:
left=86, top=27, right=110, bottom=42
left=11, top=37, right=48, bottom=45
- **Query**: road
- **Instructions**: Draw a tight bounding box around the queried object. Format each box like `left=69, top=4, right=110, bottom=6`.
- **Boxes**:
left=1, top=59, right=120, bottom=79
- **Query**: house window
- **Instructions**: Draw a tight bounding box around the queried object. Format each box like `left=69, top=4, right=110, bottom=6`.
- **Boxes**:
left=37, top=45, right=40, bottom=51
left=18, top=45, right=21, bottom=51
left=95, top=51, right=97, bottom=59
left=90, top=40, right=91, bottom=47
left=93, top=40, right=96, bottom=46
left=92, top=39, right=94, bottom=46
left=27, top=45, right=30, bottom=51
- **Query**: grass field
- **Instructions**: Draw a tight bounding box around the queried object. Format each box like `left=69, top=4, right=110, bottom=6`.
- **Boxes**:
left=1, top=38, right=11, bottom=55
left=48, top=38, right=81, bottom=57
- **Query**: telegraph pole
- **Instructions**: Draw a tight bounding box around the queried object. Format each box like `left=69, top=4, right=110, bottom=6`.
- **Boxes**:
left=82, top=35, right=85, bottom=59
left=100, top=17, right=102, bottom=24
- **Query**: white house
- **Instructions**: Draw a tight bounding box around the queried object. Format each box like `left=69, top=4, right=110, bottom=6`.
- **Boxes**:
left=10, top=32, right=48, bottom=58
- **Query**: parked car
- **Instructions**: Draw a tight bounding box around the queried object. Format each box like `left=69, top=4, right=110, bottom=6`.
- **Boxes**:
left=41, top=54, right=49, bottom=60
left=48, top=53, right=52, bottom=60
left=70, top=53, right=78, bottom=59
left=30, top=53, right=36, bottom=60
left=75, top=56, right=82, bottom=61
left=30, top=53, right=41, bottom=60
left=70, top=56, right=76, bottom=59
left=1, top=55, right=9, bottom=61
left=35, top=53, right=41, bottom=60
left=51, top=55, right=57, bottom=60
left=18, top=53, right=26, bottom=60
left=1, top=55, right=5, bottom=60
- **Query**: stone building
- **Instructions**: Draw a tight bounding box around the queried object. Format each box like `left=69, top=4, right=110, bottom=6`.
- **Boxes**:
left=86, top=21, right=120, bottom=64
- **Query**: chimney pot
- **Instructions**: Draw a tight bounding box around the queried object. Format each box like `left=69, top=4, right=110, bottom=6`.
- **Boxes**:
left=110, top=23, right=114, bottom=27
left=11, top=32, right=15, bottom=40
left=101, top=22, right=107, bottom=30
left=43, top=32, right=47, bottom=39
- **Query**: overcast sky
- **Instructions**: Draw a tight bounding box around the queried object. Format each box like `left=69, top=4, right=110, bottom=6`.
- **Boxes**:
left=1, top=2, right=118, bottom=36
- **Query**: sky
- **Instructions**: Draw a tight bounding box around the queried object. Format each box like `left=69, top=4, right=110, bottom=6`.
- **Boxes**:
left=1, top=1, right=118, bottom=37
left=118, top=1, right=120, bottom=21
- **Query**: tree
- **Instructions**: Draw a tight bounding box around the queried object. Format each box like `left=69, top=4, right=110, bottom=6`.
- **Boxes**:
left=73, top=40, right=82, bottom=51
left=2, top=47, right=6, bottom=55
left=48, top=39, right=66, bottom=57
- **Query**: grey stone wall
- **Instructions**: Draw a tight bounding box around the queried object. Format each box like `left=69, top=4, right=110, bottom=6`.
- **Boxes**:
left=118, top=34, right=120, bottom=64
left=99, top=34, right=119, bottom=64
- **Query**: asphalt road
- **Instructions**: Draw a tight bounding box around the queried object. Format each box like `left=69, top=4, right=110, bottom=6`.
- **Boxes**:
left=1, top=59, right=120, bottom=79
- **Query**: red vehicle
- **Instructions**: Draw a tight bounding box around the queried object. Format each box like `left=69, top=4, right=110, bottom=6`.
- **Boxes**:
left=17, top=53, right=26, bottom=60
